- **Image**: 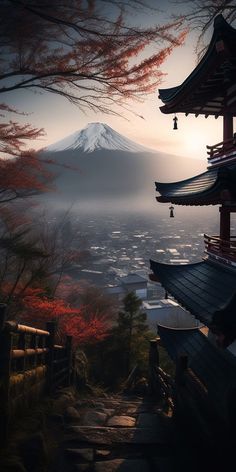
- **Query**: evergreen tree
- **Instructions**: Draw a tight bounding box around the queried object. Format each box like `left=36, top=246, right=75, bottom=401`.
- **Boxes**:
left=117, top=292, right=149, bottom=376
left=85, top=291, right=155, bottom=390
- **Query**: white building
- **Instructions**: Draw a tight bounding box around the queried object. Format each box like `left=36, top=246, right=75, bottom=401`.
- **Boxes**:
left=142, top=298, right=201, bottom=331
left=105, top=273, right=148, bottom=301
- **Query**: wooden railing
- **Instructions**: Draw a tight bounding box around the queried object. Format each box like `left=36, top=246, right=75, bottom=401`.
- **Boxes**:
left=0, top=305, right=73, bottom=443
left=175, top=354, right=218, bottom=444
left=148, top=339, right=174, bottom=410
left=207, top=136, right=236, bottom=161
left=204, top=234, right=236, bottom=259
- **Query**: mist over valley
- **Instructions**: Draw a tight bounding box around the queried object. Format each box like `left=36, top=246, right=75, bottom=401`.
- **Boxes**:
left=41, top=123, right=208, bottom=216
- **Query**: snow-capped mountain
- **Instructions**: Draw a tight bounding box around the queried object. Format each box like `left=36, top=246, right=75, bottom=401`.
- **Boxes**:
left=41, top=122, right=206, bottom=213
left=45, top=122, right=154, bottom=154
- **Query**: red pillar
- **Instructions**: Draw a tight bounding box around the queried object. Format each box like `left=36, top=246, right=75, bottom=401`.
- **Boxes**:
left=223, top=114, right=233, bottom=142
left=219, top=207, right=230, bottom=245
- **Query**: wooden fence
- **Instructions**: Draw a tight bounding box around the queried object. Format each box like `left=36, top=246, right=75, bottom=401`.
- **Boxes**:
left=0, top=304, right=73, bottom=443
left=148, top=339, right=174, bottom=409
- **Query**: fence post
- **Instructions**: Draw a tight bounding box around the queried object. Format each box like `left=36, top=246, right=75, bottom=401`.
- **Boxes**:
left=148, top=338, right=160, bottom=396
left=0, top=304, right=12, bottom=444
left=30, top=332, right=37, bottom=370
left=18, top=332, right=26, bottom=372
left=46, top=321, right=57, bottom=395
left=65, top=335, right=73, bottom=387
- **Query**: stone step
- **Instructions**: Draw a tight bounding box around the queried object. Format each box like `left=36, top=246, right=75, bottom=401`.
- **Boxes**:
left=49, top=394, right=203, bottom=472
left=107, top=416, right=136, bottom=427
left=93, top=458, right=149, bottom=472
left=65, top=448, right=93, bottom=462
left=65, top=426, right=170, bottom=446
left=72, top=457, right=178, bottom=472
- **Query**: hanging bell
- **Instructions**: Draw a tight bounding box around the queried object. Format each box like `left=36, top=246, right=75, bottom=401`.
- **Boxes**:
left=169, top=205, right=174, bottom=218
left=173, top=115, right=178, bottom=130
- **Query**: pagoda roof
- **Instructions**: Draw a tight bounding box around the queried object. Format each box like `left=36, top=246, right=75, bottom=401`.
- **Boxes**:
left=157, top=325, right=236, bottom=403
left=150, top=259, right=236, bottom=327
left=155, top=163, right=236, bottom=205
left=158, top=15, right=236, bottom=116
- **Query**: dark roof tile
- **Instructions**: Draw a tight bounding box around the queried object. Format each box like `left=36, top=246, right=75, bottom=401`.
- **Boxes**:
left=150, top=259, right=236, bottom=326
left=158, top=325, right=236, bottom=408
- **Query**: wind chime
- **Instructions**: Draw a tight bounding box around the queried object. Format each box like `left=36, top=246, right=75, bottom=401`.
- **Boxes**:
left=169, top=205, right=174, bottom=218
left=167, top=115, right=178, bottom=217
left=173, top=114, right=178, bottom=130
left=169, top=115, right=177, bottom=217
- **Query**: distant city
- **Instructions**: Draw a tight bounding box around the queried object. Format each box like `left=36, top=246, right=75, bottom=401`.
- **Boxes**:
left=61, top=210, right=223, bottom=289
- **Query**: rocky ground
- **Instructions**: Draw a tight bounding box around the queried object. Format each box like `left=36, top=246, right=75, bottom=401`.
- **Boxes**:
left=49, top=393, right=204, bottom=472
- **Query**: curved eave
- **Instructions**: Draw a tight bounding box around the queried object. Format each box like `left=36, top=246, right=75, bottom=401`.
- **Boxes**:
left=158, top=86, right=181, bottom=103
left=158, top=15, right=236, bottom=115
left=155, top=168, right=222, bottom=205
left=156, top=197, right=221, bottom=206
left=157, top=325, right=236, bottom=392
left=155, top=164, right=236, bottom=205
left=150, top=259, right=236, bottom=327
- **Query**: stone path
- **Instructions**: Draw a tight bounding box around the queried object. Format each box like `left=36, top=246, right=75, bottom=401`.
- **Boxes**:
left=49, top=395, right=201, bottom=472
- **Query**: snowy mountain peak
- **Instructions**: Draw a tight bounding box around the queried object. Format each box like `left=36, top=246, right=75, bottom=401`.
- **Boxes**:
left=45, top=122, right=154, bottom=153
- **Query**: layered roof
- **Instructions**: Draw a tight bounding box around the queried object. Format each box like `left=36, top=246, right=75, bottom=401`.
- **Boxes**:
left=155, top=163, right=236, bottom=205
left=150, top=259, right=236, bottom=327
left=158, top=325, right=236, bottom=374
left=158, top=15, right=236, bottom=116
left=158, top=325, right=236, bottom=409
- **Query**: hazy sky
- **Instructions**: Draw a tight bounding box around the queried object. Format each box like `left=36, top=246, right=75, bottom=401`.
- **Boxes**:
left=4, top=1, right=230, bottom=160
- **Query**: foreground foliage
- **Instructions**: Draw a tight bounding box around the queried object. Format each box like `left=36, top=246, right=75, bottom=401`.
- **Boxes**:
left=1, top=1, right=185, bottom=115
left=86, top=292, right=155, bottom=389
left=0, top=1, right=186, bottom=350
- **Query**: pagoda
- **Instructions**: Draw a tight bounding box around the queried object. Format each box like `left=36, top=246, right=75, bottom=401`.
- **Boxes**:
left=150, top=15, right=236, bottom=444
left=151, top=14, right=236, bottom=346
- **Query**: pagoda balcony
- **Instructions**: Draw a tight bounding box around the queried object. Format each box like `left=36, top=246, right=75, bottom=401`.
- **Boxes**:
left=204, top=233, right=236, bottom=265
left=207, top=136, right=236, bottom=166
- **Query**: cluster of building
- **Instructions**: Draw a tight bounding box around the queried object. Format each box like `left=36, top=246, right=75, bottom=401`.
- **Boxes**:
left=67, top=214, right=208, bottom=333
left=105, top=271, right=199, bottom=332
left=70, top=211, right=217, bottom=282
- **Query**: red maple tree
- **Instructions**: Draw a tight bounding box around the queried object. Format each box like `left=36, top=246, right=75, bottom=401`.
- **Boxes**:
left=21, top=287, right=109, bottom=345
left=0, top=1, right=186, bottom=201
left=0, top=1, right=187, bottom=345
left=0, top=104, right=55, bottom=203
left=0, top=213, right=111, bottom=346
left=0, top=1, right=186, bottom=115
